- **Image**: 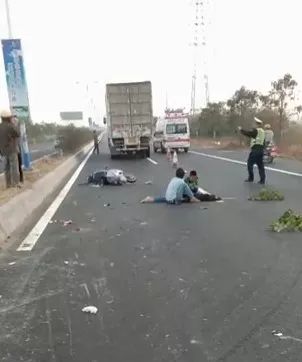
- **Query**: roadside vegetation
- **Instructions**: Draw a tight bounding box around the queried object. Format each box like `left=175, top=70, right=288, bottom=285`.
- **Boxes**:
left=27, top=123, right=94, bottom=153
left=190, top=73, right=302, bottom=159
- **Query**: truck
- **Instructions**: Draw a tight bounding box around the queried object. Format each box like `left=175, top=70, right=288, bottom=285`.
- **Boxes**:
left=105, top=81, right=153, bottom=158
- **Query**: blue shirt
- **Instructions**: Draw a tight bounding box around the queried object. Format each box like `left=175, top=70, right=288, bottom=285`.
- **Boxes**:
left=165, top=177, right=194, bottom=202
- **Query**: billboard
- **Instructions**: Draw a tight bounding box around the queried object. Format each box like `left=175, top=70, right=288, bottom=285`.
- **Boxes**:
left=60, top=111, right=83, bottom=121
left=1, top=39, right=31, bottom=122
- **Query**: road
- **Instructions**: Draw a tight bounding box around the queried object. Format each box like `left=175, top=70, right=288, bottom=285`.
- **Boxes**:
left=0, top=142, right=54, bottom=173
left=1, top=141, right=302, bottom=361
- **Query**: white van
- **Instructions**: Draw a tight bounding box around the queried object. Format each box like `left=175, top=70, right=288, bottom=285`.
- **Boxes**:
left=162, top=110, right=190, bottom=152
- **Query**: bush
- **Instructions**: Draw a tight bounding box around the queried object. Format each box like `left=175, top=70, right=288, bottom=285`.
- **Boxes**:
left=57, top=125, right=93, bottom=153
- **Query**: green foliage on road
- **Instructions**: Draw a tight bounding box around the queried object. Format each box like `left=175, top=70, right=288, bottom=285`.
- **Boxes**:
left=249, top=188, right=284, bottom=201
left=271, top=209, right=302, bottom=232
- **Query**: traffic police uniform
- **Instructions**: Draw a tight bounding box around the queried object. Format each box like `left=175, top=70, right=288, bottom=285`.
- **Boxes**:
left=240, top=119, right=266, bottom=184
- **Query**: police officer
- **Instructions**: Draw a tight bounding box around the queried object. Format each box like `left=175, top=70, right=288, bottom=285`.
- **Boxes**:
left=238, top=117, right=266, bottom=184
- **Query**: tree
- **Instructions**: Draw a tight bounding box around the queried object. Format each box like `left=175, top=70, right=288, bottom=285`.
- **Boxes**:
left=269, top=73, right=298, bottom=139
left=227, top=86, right=259, bottom=129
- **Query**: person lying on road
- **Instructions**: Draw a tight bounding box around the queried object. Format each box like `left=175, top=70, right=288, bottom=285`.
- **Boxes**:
left=141, top=168, right=199, bottom=204
left=185, top=170, right=222, bottom=202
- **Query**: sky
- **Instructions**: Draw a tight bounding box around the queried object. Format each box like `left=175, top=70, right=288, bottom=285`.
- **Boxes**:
left=0, top=0, right=302, bottom=124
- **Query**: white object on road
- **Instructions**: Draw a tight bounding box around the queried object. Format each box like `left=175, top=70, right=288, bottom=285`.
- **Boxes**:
left=145, top=180, right=153, bottom=185
left=8, top=261, right=16, bottom=266
left=82, top=306, right=98, bottom=314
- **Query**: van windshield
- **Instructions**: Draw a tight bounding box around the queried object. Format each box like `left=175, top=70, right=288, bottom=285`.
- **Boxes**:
left=166, top=124, right=187, bottom=134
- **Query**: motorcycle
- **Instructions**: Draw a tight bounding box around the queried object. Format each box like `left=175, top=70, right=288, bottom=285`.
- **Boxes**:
left=263, top=144, right=278, bottom=164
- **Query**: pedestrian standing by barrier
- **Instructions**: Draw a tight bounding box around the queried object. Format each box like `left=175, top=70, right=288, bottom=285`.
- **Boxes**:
left=93, top=130, right=99, bottom=155
left=238, top=117, right=266, bottom=184
left=0, top=110, right=21, bottom=188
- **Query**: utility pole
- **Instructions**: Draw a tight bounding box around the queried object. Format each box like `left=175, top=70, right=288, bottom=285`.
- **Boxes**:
left=4, top=0, right=13, bottom=38
left=190, top=0, right=210, bottom=114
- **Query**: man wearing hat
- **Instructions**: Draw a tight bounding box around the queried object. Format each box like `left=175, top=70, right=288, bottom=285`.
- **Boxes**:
left=238, top=117, right=266, bottom=184
left=0, top=110, right=21, bottom=188
left=264, top=123, right=274, bottom=146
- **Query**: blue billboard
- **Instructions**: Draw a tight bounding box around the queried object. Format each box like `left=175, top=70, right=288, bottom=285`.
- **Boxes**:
left=1, top=39, right=31, bottom=122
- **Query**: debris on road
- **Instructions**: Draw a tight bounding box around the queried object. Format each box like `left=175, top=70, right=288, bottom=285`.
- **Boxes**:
left=64, top=261, right=69, bottom=265
left=190, top=339, right=202, bottom=345
left=249, top=188, right=284, bottom=201
left=140, top=221, right=148, bottom=226
left=272, top=330, right=302, bottom=343
left=82, top=306, right=98, bottom=314
left=63, top=220, right=73, bottom=227
left=145, top=180, right=153, bottom=185
left=104, top=203, right=111, bottom=207
left=109, top=262, right=115, bottom=268
left=271, top=209, right=302, bottom=232
left=272, top=330, right=283, bottom=337
left=8, top=261, right=16, bottom=266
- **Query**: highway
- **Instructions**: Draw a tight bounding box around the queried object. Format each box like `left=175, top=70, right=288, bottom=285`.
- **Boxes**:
left=1, top=140, right=302, bottom=361
left=0, top=142, right=55, bottom=173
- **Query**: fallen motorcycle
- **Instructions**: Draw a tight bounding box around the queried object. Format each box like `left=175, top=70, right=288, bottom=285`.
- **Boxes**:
left=87, top=169, right=136, bottom=186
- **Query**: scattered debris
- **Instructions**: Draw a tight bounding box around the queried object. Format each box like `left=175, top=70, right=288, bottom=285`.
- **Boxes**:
left=64, top=261, right=69, bottom=265
left=82, top=306, right=98, bottom=314
left=89, top=218, right=96, bottom=223
left=63, top=220, right=73, bottom=226
left=272, top=330, right=302, bottom=343
left=109, top=262, right=115, bottom=268
left=116, top=233, right=121, bottom=237
left=8, top=261, right=16, bottom=266
left=271, top=209, right=302, bottom=232
left=140, top=221, right=148, bottom=226
left=190, top=339, right=202, bottom=345
left=104, top=203, right=111, bottom=207
left=249, top=188, right=284, bottom=201
left=150, top=270, right=159, bottom=274
left=75, top=227, right=81, bottom=232
left=145, top=180, right=153, bottom=185
left=272, top=330, right=283, bottom=337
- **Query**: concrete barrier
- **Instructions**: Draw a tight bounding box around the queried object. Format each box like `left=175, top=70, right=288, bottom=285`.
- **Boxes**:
left=0, top=141, right=93, bottom=244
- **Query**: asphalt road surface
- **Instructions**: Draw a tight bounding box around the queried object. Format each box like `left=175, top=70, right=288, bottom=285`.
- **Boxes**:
left=1, top=141, right=302, bottom=362
left=0, top=142, right=54, bottom=173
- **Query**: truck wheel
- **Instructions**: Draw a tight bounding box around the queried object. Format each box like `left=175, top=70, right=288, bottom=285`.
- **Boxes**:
left=184, top=148, right=189, bottom=153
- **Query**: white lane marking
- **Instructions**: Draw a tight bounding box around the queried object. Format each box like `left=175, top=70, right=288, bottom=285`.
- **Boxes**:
left=147, top=157, right=158, bottom=165
left=17, top=145, right=97, bottom=252
left=189, top=150, right=302, bottom=178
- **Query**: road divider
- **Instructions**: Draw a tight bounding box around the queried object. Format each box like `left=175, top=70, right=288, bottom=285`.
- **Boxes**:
left=189, top=150, right=302, bottom=178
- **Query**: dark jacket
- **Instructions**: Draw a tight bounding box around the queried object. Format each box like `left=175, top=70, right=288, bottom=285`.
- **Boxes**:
left=0, top=120, right=20, bottom=156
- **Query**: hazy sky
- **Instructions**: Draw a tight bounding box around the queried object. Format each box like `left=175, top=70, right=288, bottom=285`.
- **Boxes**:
left=0, top=0, right=302, bottom=123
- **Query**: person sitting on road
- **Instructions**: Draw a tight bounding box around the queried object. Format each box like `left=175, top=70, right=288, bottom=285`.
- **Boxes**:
left=264, top=124, right=274, bottom=146
left=185, top=170, right=222, bottom=202
left=185, top=170, right=199, bottom=193
left=141, top=168, right=199, bottom=204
